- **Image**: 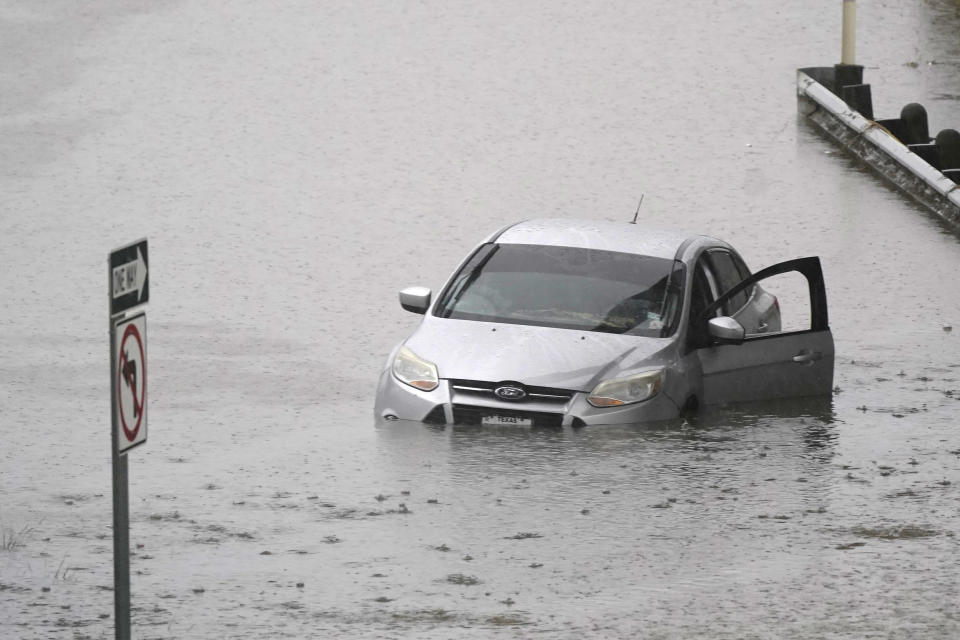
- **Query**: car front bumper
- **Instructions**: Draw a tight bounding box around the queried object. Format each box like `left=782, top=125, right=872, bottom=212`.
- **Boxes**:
left=374, top=370, right=682, bottom=427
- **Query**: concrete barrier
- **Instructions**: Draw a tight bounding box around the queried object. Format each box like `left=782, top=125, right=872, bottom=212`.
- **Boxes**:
left=797, top=67, right=960, bottom=229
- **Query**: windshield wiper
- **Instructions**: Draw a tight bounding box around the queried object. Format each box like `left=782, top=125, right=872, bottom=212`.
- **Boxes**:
left=439, top=244, right=499, bottom=317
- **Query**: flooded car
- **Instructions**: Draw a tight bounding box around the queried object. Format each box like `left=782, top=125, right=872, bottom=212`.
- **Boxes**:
left=375, top=219, right=834, bottom=426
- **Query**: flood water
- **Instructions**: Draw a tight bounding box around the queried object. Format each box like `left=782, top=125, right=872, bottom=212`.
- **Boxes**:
left=2, top=1, right=960, bottom=638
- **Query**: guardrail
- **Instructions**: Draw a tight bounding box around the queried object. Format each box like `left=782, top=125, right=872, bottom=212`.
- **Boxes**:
left=797, top=65, right=960, bottom=229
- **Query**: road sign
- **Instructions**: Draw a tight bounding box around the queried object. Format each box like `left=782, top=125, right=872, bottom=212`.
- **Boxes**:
left=114, top=313, right=147, bottom=453
left=107, top=239, right=149, bottom=640
left=110, top=239, right=149, bottom=316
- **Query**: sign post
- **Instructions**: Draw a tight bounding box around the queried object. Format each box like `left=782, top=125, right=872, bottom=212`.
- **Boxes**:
left=108, top=238, right=149, bottom=640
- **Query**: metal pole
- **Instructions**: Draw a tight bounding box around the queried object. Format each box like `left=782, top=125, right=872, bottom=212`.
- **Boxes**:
left=109, top=264, right=131, bottom=640
left=841, top=0, right=856, bottom=65
left=111, top=453, right=131, bottom=639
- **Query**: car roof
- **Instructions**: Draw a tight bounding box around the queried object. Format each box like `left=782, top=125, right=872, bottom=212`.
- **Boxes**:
left=492, top=218, right=706, bottom=260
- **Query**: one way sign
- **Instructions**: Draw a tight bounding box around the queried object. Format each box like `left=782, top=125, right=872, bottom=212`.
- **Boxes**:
left=110, top=239, right=149, bottom=316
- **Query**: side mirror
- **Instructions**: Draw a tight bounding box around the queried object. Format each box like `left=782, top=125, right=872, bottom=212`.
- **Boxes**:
left=708, top=316, right=745, bottom=345
left=399, top=286, right=432, bottom=314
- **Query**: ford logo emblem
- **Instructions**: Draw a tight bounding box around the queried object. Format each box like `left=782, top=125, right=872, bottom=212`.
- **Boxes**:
left=494, top=384, right=527, bottom=401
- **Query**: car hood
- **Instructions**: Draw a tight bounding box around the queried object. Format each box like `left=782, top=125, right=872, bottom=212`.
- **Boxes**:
left=403, top=317, right=676, bottom=392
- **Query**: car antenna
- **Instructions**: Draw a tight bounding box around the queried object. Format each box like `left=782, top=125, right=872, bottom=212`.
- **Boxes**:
left=630, top=194, right=645, bottom=224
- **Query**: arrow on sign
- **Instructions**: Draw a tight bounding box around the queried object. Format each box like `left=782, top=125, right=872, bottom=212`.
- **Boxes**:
left=112, top=246, right=148, bottom=302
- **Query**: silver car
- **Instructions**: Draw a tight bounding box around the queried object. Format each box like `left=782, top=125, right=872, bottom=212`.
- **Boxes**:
left=375, top=219, right=834, bottom=427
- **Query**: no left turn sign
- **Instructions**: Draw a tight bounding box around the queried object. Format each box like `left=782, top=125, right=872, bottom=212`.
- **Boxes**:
left=115, top=313, right=147, bottom=453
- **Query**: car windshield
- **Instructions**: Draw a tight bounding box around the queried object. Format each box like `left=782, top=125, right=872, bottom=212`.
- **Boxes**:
left=434, top=243, right=683, bottom=336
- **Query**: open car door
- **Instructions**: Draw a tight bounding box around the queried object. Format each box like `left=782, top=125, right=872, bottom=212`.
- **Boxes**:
left=696, top=257, right=834, bottom=406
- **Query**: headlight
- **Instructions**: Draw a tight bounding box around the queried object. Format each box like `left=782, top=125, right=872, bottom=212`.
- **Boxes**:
left=587, top=369, right=664, bottom=407
left=392, top=346, right=439, bottom=391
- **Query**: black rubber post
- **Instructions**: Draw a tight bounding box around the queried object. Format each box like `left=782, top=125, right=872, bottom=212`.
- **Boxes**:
left=900, top=103, right=930, bottom=144
left=935, top=129, right=960, bottom=170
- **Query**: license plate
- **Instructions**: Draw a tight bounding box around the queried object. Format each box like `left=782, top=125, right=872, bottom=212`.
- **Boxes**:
left=482, top=414, right=533, bottom=427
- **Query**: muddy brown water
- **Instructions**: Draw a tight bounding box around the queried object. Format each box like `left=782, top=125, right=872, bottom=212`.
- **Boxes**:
left=2, top=1, right=960, bottom=638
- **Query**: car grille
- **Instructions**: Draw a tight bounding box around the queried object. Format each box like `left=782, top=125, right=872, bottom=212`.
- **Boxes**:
left=448, top=379, right=575, bottom=405
left=451, top=404, right=565, bottom=428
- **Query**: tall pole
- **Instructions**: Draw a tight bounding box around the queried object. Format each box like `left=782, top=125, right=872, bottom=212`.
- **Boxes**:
left=109, top=264, right=131, bottom=640
left=842, top=0, right=856, bottom=65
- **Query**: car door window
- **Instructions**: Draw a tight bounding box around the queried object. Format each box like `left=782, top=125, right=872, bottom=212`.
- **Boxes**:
left=687, top=261, right=718, bottom=349
left=731, top=252, right=752, bottom=281
left=707, top=250, right=749, bottom=314
left=730, top=252, right=756, bottom=301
